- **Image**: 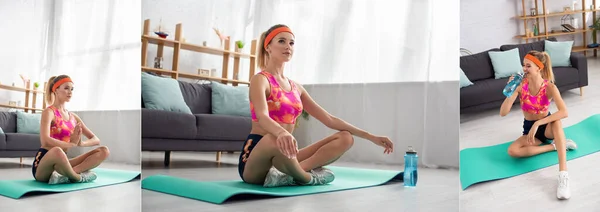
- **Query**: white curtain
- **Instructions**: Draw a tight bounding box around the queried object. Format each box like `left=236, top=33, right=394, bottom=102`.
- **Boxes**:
left=143, top=0, right=460, bottom=167
left=49, top=0, right=141, bottom=111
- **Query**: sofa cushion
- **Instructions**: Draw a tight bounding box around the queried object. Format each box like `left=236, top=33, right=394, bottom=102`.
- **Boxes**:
left=489, top=48, right=523, bottom=79
left=141, top=108, right=197, bottom=139
left=141, top=72, right=192, bottom=114
left=459, top=68, right=473, bottom=88
left=545, top=40, right=573, bottom=67
left=178, top=81, right=212, bottom=114
left=553, top=67, right=580, bottom=87
left=16, top=111, right=41, bottom=134
left=461, top=78, right=510, bottom=108
left=0, top=112, right=17, bottom=133
left=460, top=48, right=500, bottom=81
left=500, top=37, right=556, bottom=64
left=195, top=114, right=251, bottom=141
left=211, top=82, right=251, bottom=117
left=5, top=133, right=39, bottom=151
left=0, top=133, right=5, bottom=150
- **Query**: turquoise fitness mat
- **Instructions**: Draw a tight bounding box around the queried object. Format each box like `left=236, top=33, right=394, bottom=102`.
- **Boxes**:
left=142, top=166, right=403, bottom=204
left=460, top=114, right=600, bottom=190
left=0, top=168, right=140, bottom=199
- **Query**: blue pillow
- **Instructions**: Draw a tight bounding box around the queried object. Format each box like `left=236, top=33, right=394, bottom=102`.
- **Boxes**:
left=544, top=40, right=573, bottom=67
left=211, top=82, right=251, bottom=117
left=141, top=72, right=192, bottom=114
left=459, top=68, right=474, bottom=88
left=489, top=48, right=523, bottom=79
left=16, top=111, right=41, bottom=134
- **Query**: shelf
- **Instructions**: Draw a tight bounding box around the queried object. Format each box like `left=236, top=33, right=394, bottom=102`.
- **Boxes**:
left=517, top=9, right=600, bottom=19
left=516, top=29, right=591, bottom=39
left=178, top=72, right=250, bottom=85
left=0, top=103, right=43, bottom=112
left=141, top=66, right=178, bottom=74
left=0, top=84, right=44, bottom=93
left=573, top=45, right=600, bottom=52
left=142, top=35, right=255, bottom=58
left=141, top=66, right=250, bottom=85
left=180, top=42, right=254, bottom=58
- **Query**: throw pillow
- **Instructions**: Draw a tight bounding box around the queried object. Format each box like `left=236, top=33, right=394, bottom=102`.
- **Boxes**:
left=141, top=72, right=192, bottom=114
left=16, top=111, right=41, bottom=134
left=0, top=126, right=4, bottom=134
left=489, top=48, right=523, bottom=79
left=211, top=82, right=251, bottom=117
left=544, top=40, right=573, bottom=67
left=459, top=68, right=474, bottom=88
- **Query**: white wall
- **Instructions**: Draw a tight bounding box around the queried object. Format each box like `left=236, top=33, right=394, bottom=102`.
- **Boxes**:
left=66, top=110, right=140, bottom=165
left=292, top=82, right=459, bottom=168
left=461, top=0, right=597, bottom=54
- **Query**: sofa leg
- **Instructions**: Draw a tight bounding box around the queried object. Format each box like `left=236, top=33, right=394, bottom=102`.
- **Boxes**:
left=164, top=151, right=171, bottom=166
left=580, top=87, right=584, bottom=96
left=20, top=157, right=23, bottom=166
left=216, top=152, right=221, bottom=162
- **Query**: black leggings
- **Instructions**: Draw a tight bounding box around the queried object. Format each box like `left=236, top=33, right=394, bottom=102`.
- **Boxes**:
left=238, top=134, right=264, bottom=181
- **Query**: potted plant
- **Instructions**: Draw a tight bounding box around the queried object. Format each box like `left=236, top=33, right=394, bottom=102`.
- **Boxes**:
left=235, top=40, right=245, bottom=52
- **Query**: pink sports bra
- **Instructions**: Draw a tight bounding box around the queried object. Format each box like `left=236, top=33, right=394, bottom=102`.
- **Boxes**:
left=48, top=106, right=76, bottom=142
left=250, top=71, right=303, bottom=124
left=520, top=78, right=550, bottom=114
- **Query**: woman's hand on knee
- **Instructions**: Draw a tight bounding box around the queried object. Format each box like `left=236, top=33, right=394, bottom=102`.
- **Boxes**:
left=276, top=131, right=298, bottom=159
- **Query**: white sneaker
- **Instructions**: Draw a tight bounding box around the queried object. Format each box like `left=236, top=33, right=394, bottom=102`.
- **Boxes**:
left=48, top=172, right=70, bottom=185
left=557, top=171, right=571, bottom=200
left=302, top=167, right=335, bottom=186
left=263, top=167, right=295, bottom=188
left=78, top=171, right=97, bottom=183
left=551, top=139, right=577, bottom=150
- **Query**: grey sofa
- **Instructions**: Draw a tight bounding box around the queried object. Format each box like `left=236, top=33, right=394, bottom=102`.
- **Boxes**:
left=0, top=111, right=40, bottom=158
left=141, top=78, right=252, bottom=166
left=460, top=37, right=588, bottom=113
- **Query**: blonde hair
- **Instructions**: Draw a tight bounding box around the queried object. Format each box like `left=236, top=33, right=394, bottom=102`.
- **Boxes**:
left=45, top=75, right=70, bottom=105
left=257, top=24, right=291, bottom=70
left=527, top=50, right=555, bottom=83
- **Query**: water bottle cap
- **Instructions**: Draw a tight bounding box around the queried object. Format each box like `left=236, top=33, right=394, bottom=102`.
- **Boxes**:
left=406, top=146, right=417, bottom=154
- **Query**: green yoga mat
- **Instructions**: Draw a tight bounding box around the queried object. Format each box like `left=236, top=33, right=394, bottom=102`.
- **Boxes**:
left=460, top=114, right=600, bottom=190
left=142, top=166, right=403, bottom=204
left=0, top=168, right=140, bottom=199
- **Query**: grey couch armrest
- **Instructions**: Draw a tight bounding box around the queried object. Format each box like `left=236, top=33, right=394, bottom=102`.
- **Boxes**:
left=570, top=52, right=588, bottom=87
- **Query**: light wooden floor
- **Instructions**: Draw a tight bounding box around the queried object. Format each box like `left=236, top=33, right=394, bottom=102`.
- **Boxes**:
left=0, top=158, right=140, bottom=212
left=141, top=151, right=459, bottom=212
left=459, top=57, right=600, bottom=211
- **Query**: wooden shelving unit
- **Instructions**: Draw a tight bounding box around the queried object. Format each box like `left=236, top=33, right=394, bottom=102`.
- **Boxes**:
left=140, top=19, right=257, bottom=86
left=0, top=82, right=46, bottom=113
left=517, top=0, right=599, bottom=56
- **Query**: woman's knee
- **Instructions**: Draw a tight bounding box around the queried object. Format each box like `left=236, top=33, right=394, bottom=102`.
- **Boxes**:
left=507, top=147, right=522, bottom=158
left=335, top=131, right=354, bottom=148
left=97, top=146, right=110, bottom=158
left=47, top=147, right=69, bottom=162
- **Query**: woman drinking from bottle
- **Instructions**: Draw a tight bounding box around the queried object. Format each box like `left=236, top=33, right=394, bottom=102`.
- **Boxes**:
left=499, top=50, right=577, bottom=200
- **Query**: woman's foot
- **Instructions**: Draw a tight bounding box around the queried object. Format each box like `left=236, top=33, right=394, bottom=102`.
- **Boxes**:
left=551, top=139, right=577, bottom=150
left=557, top=171, right=571, bottom=200
left=78, top=171, right=97, bottom=183
left=48, top=172, right=70, bottom=185
left=263, top=167, right=295, bottom=187
left=301, top=167, right=335, bottom=186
